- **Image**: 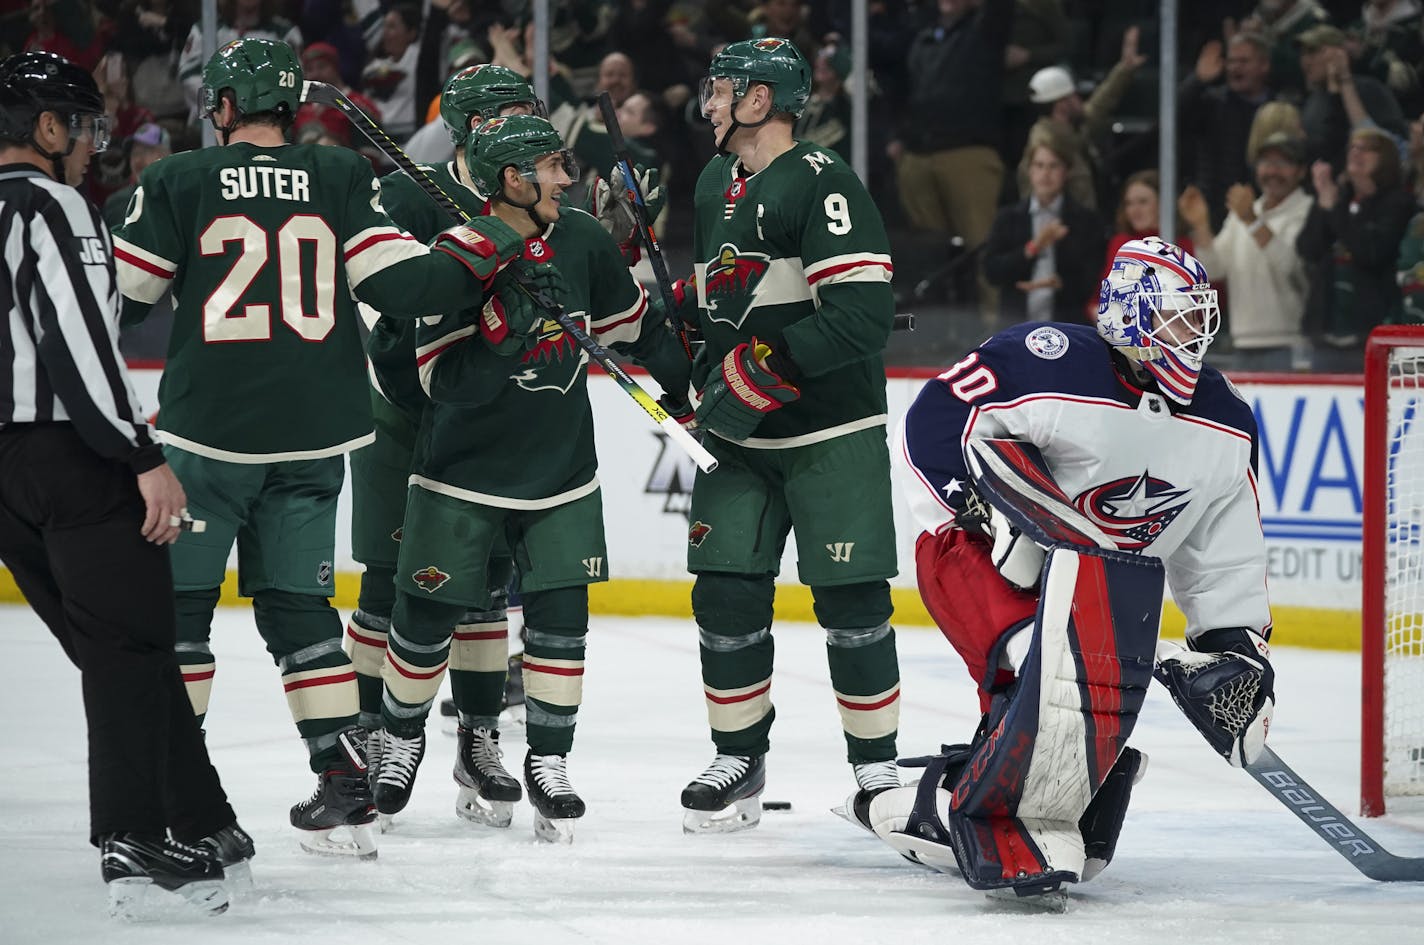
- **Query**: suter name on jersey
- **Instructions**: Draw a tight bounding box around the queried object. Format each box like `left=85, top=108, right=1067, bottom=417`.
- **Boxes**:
left=219, top=165, right=311, bottom=201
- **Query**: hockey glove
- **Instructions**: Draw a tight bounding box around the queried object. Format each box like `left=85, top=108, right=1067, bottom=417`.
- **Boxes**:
left=481, top=262, right=564, bottom=356
left=431, top=215, right=526, bottom=285
left=694, top=339, right=799, bottom=441
left=658, top=392, right=697, bottom=431
left=590, top=163, right=664, bottom=266
left=1154, top=628, right=1274, bottom=767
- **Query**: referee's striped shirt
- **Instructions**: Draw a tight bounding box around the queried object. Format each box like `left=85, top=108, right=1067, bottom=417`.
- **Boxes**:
left=0, top=163, right=163, bottom=472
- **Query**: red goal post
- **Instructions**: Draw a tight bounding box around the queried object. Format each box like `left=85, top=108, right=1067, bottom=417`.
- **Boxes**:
left=1362, top=325, right=1424, bottom=816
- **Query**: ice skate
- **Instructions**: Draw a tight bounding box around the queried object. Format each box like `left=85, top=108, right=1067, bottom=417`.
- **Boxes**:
left=985, top=884, right=1070, bottom=913
left=524, top=751, right=585, bottom=843
left=454, top=725, right=522, bottom=828
left=680, top=753, right=765, bottom=834
left=101, top=833, right=228, bottom=920
left=290, top=728, right=377, bottom=859
left=372, top=729, right=426, bottom=821
left=833, top=760, right=902, bottom=829
left=439, top=698, right=459, bottom=736
left=500, top=652, right=526, bottom=731
left=198, top=821, right=255, bottom=893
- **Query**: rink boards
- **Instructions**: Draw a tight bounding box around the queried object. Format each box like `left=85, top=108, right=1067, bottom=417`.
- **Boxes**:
left=0, top=367, right=1375, bottom=650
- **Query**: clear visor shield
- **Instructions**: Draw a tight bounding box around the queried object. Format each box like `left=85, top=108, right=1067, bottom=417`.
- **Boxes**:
left=496, top=99, right=548, bottom=119
left=699, top=75, right=744, bottom=118
left=520, top=149, right=580, bottom=186
left=68, top=113, right=111, bottom=152
left=1145, top=287, right=1220, bottom=364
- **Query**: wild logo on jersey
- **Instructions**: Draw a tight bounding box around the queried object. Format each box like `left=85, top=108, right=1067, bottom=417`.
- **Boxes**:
left=1073, top=471, right=1191, bottom=550
left=703, top=243, right=770, bottom=328
left=511, top=312, right=588, bottom=394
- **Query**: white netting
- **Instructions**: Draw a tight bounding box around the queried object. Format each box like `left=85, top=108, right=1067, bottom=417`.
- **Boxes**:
left=1385, top=345, right=1424, bottom=797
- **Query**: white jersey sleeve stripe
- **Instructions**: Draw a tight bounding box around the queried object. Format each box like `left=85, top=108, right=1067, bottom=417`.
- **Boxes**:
left=344, top=226, right=427, bottom=289
left=804, top=252, right=894, bottom=285
left=113, top=237, right=176, bottom=304
left=590, top=284, right=648, bottom=346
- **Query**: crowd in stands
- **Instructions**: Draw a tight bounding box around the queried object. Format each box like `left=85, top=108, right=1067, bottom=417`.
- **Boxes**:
left=9, top=0, right=1424, bottom=373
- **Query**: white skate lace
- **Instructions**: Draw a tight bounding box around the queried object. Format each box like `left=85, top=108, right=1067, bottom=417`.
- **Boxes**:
left=853, top=760, right=900, bottom=792
left=376, top=732, right=423, bottom=788
left=692, top=754, right=752, bottom=789
left=467, top=727, right=510, bottom=777
left=528, top=754, right=576, bottom=799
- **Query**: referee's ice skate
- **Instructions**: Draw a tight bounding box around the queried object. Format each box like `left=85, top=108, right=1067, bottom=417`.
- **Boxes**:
left=100, top=833, right=228, bottom=920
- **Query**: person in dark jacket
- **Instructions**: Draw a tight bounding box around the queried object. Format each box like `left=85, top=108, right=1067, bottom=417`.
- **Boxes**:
left=1181, top=31, right=1275, bottom=229
left=983, top=136, right=1106, bottom=324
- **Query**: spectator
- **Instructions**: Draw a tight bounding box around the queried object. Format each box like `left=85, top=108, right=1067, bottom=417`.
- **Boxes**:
left=1298, top=24, right=1406, bottom=172
left=1398, top=207, right=1424, bottom=323
left=111, top=0, right=190, bottom=124
left=177, top=0, right=303, bottom=124
left=1181, top=31, right=1274, bottom=229
left=1018, top=25, right=1148, bottom=213
left=1297, top=126, right=1415, bottom=369
left=294, top=41, right=382, bottom=150
left=1246, top=100, right=1306, bottom=162
left=1000, top=0, right=1070, bottom=198
left=748, top=0, right=819, bottom=63
left=1241, top=0, right=1330, bottom=97
left=1180, top=133, right=1314, bottom=371
left=89, top=53, right=156, bottom=208
left=103, top=122, right=172, bottom=230
left=1348, top=0, right=1424, bottom=117
left=1102, top=170, right=1193, bottom=282
left=552, top=50, right=657, bottom=197
left=403, top=38, right=484, bottom=165
left=983, top=136, right=1106, bottom=324
left=362, top=3, right=421, bottom=140
left=895, top=0, right=1014, bottom=314
left=23, top=0, right=105, bottom=73
left=795, top=41, right=851, bottom=160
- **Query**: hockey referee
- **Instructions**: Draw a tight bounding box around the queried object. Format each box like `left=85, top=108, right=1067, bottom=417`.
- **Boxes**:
left=0, top=51, right=249, bottom=918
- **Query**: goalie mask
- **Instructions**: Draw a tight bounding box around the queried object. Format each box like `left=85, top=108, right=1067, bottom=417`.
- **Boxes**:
left=1097, top=237, right=1220, bottom=405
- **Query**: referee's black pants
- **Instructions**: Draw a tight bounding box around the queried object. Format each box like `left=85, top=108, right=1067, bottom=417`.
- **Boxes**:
left=0, top=424, right=235, bottom=845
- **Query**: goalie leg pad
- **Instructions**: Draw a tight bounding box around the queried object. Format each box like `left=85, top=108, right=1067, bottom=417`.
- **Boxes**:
left=1078, top=746, right=1147, bottom=881
left=944, top=545, right=1163, bottom=890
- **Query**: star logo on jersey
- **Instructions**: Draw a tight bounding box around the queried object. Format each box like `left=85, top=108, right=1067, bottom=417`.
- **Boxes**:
left=1073, top=471, right=1191, bottom=550
left=702, top=243, right=769, bottom=328
left=411, top=566, right=451, bottom=594
left=688, top=520, right=713, bottom=547
left=510, top=311, right=589, bottom=394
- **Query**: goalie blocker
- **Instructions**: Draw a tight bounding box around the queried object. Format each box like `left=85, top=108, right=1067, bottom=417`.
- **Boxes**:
left=870, top=439, right=1275, bottom=897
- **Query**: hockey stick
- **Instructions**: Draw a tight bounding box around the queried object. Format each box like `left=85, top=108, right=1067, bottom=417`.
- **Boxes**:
left=1154, top=641, right=1424, bottom=881
left=299, top=80, right=718, bottom=474
left=595, top=91, right=694, bottom=360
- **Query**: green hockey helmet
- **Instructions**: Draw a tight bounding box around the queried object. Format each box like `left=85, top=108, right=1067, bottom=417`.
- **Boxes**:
left=700, top=38, right=811, bottom=120
left=440, top=63, right=544, bottom=147
left=465, top=114, right=577, bottom=199
left=201, top=37, right=303, bottom=122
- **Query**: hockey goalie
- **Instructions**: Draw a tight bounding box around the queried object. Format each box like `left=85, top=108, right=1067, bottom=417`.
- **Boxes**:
left=868, top=238, right=1276, bottom=902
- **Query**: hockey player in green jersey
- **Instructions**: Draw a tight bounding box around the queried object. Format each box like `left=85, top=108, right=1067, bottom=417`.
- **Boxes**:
left=112, top=37, right=534, bottom=860
left=368, top=114, right=692, bottom=843
left=678, top=38, right=903, bottom=834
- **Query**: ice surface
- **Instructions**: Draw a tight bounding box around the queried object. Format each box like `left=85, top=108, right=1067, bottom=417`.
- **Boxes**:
left=3, top=605, right=1423, bottom=944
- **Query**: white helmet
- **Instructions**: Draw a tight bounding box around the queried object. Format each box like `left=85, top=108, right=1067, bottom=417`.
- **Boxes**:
left=1097, top=237, right=1220, bottom=405
left=1028, top=66, right=1075, bottom=105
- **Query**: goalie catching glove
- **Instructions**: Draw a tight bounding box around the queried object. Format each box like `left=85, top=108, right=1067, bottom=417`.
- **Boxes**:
left=694, top=338, right=799, bottom=441
left=1154, top=627, right=1274, bottom=767
left=480, top=261, right=565, bottom=356
left=590, top=163, right=665, bottom=266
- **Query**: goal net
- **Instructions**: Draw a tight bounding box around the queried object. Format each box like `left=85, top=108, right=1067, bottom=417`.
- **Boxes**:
left=1363, top=326, right=1424, bottom=816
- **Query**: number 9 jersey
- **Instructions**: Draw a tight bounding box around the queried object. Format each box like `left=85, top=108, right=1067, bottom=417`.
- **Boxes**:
left=113, top=141, right=480, bottom=461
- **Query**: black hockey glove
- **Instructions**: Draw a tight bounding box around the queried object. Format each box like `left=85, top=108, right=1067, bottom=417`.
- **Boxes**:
left=589, top=163, right=665, bottom=266
left=694, top=338, right=800, bottom=441
left=1154, top=628, right=1274, bottom=767
left=481, top=262, right=564, bottom=356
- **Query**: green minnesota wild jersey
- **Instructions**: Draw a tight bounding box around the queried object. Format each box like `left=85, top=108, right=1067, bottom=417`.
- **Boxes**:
left=691, top=140, right=895, bottom=447
left=114, top=142, right=481, bottom=462
left=411, top=206, right=691, bottom=508
left=365, top=160, right=486, bottom=425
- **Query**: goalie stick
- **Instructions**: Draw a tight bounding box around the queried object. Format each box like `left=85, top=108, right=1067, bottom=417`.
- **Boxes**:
left=299, top=80, right=719, bottom=474
left=1154, top=642, right=1424, bottom=882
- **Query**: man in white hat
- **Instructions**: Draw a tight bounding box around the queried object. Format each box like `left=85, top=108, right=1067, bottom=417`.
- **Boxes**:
left=1017, top=26, right=1147, bottom=210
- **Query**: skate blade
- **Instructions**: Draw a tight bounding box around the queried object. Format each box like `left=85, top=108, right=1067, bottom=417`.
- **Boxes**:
left=455, top=787, right=515, bottom=828
left=108, top=877, right=230, bottom=920
left=985, top=886, right=1069, bottom=913
left=376, top=813, right=395, bottom=833
left=682, top=796, right=762, bottom=835
left=532, top=811, right=577, bottom=844
left=223, top=859, right=254, bottom=897
left=885, top=831, right=962, bottom=874
left=498, top=705, right=526, bottom=736
left=830, top=791, right=873, bottom=834
left=295, top=823, right=378, bottom=860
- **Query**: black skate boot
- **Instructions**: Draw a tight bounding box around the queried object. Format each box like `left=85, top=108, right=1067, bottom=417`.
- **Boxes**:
left=681, top=753, right=766, bottom=834
left=290, top=728, right=377, bottom=859
left=197, top=821, right=255, bottom=892
left=101, top=833, right=228, bottom=919
left=372, top=728, right=426, bottom=820
left=524, top=751, right=585, bottom=843
left=454, top=725, right=522, bottom=828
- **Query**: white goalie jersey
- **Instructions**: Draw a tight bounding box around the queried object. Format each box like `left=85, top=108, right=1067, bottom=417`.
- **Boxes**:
left=894, top=322, right=1272, bottom=642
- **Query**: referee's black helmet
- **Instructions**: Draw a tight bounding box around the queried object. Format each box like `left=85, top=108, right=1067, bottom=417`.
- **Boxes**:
left=0, top=52, right=105, bottom=144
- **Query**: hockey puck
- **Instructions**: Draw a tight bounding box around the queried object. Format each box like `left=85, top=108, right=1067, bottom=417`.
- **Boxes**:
left=763, top=800, right=792, bottom=811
